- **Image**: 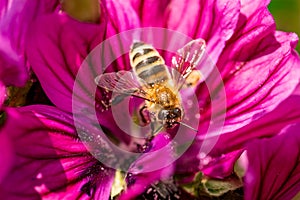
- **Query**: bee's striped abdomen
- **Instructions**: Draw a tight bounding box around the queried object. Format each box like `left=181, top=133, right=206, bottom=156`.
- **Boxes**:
left=130, top=42, right=171, bottom=85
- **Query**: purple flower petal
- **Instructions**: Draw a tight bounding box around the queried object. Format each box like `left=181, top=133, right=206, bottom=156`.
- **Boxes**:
left=164, top=0, right=240, bottom=62
left=183, top=7, right=300, bottom=178
left=130, top=0, right=169, bottom=27
left=119, top=133, right=174, bottom=199
left=25, top=2, right=141, bottom=144
left=211, top=83, right=300, bottom=157
left=25, top=12, right=106, bottom=112
left=0, top=130, right=13, bottom=184
left=217, top=30, right=300, bottom=133
left=0, top=105, right=114, bottom=199
left=104, top=0, right=140, bottom=37
left=243, top=123, right=300, bottom=200
left=175, top=84, right=300, bottom=179
left=0, top=0, right=59, bottom=86
left=201, top=150, right=243, bottom=179
left=219, top=3, right=300, bottom=131
left=198, top=85, right=300, bottom=179
left=240, top=0, right=270, bottom=17
left=0, top=81, right=6, bottom=109
left=25, top=1, right=140, bottom=112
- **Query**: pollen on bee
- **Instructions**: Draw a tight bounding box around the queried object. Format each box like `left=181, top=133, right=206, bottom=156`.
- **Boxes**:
left=185, top=70, right=202, bottom=87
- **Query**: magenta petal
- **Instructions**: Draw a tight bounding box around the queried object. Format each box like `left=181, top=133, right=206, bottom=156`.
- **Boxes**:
left=0, top=0, right=59, bottom=86
left=105, top=0, right=140, bottom=37
left=0, top=131, right=13, bottom=184
left=201, top=150, right=242, bottom=179
left=177, top=85, right=300, bottom=179
left=243, top=124, right=300, bottom=200
left=210, top=85, right=300, bottom=156
left=25, top=0, right=140, bottom=113
left=240, top=0, right=271, bottom=17
left=119, top=133, right=174, bottom=199
left=130, top=0, right=169, bottom=27
left=25, top=11, right=128, bottom=142
left=219, top=31, right=300, bottom=133
left=0, top=81, right=6, bottom=109
left=0, top=105, right=114, bottom=199
left=219, top=7, right=275, bottom=68
left=25, top=12, right=106, bottom=112
left=165, top=0, right=240, bottom=62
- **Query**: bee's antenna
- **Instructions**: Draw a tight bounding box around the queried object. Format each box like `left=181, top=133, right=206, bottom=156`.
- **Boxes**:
left=177, top=122, right=198, bottom=132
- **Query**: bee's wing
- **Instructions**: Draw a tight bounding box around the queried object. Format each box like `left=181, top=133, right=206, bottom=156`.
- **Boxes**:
left=171, top=39, right=214, bottom=90
left=95, top=70, right=150, bottom=103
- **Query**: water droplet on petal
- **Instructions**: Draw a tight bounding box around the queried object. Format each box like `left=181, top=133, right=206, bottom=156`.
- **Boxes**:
left=198, top=152, right=206, bottom=159
left=187, top=100, right=193, bottom=107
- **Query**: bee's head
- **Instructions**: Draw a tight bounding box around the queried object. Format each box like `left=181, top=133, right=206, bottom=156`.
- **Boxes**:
left=158, top=107, right=183, bottom=129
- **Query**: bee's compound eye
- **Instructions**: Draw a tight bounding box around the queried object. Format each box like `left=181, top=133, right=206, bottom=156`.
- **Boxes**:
left=158, top=110, right=168, bottom=120
left=173, top=107, right=181, bottom=117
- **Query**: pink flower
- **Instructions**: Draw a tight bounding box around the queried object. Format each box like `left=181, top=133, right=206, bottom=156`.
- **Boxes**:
left=23, top=0, right=300, bottom=135
left=0, top=0, right=300, bottom=199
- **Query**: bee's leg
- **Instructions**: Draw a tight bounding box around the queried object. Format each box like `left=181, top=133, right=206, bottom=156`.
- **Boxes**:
left=149, top=112, right=162, bottom=136
left=150, top=121, right=155, bottom=135
left=150, top=123, right=163, bottom=136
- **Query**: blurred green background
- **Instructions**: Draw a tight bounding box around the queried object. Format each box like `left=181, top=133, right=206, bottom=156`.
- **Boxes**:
left=269, top=0, right=300, bottom=52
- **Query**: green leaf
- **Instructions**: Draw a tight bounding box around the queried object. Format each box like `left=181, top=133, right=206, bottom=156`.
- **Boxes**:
left=202, top=175, right=243, bottom=197
left=181, top=172, right=243, bottom=198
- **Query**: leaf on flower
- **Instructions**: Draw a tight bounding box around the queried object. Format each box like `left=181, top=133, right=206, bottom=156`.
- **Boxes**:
left=181, top=172, right=243, bottom=198
left=202, top=174, right=243, bottom=197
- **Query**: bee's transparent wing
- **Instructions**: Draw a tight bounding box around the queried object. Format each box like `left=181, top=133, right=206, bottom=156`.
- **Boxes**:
left=171, top=39, right=214, bottom=90
left=95, top=70, right=150, bottom=103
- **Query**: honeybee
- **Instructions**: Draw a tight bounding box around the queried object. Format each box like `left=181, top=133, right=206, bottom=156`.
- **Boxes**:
left=95, top=39, right=213, bottom=134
